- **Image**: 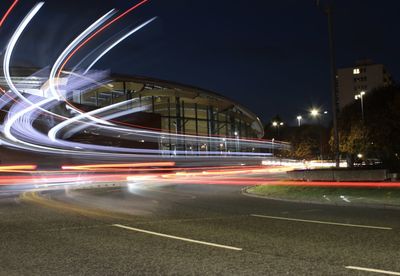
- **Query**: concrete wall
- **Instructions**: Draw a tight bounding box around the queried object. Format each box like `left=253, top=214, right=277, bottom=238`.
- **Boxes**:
left=287, top=169, right=388, bottom=181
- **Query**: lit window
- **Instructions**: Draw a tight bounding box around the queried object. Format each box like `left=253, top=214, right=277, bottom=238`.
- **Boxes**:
left=353, top=68, right=360, bottom=74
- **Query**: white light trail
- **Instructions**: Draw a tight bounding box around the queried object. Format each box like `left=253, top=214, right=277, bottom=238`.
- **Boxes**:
left=48, top=98, right=136, bottom=141
left=3, top=2, right=44, bottom=104
left=48, top=9, right=116, bottom=100
left=84, top=17, right=157, bottom=74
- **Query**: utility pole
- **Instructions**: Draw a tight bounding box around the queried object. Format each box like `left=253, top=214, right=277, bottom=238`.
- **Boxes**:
left=318, top=0, right=340, bottom=167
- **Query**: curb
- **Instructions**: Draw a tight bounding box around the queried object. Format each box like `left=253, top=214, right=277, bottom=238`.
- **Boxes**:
left=241, top=186, right=400, bottom=211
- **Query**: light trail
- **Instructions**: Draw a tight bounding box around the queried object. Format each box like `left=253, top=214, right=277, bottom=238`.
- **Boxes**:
left=0, top=0, right=19, bottom=28
left=62, top=162, right=176, bottom=170
left=49, top=9, right=116, bottom=100
left=57, top=0, right=150, bottom=81
left=0, top=165, right=399, bottom=190
left=0, top=0, right=285, bottom=164
left=48, top=97, right=133, bottom=141
left=84, top=17, right=157, bottom=74
left=3, top=2, right=44, bottom=104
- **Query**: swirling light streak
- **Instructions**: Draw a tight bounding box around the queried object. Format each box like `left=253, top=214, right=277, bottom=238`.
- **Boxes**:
left=84, top=17, right=157, bottom=74
left=0, top=0, right=287, bottom=161
left=3, top=2, right=44, bottom=104
left=3, top=92, right=272, bottom=157
left=48, top=9, right=116, bottom=100
left=57, top=0, right=150, bottom=82
left=48, top=98, right=136, bottom=142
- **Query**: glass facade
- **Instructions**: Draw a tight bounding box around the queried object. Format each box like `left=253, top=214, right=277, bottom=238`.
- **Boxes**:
left=70, top=77, right=264, bottom=153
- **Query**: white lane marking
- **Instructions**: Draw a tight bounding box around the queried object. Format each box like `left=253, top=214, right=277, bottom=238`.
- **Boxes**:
left=112, top=224, right=242, bottom=251
left=346, top=266, right=400, bottom=275
left=250, top=214, right=392, bottom=230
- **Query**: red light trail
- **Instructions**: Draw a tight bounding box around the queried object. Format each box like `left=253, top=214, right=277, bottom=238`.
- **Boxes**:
left=0, top=0, right=18, bottom=28
left=57, top=0, right=149, bottom=79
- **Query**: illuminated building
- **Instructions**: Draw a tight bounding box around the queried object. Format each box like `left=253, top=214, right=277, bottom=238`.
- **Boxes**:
left=0, top=68, right=266, bottom=153
left=337, top=59, right=393, bottom=109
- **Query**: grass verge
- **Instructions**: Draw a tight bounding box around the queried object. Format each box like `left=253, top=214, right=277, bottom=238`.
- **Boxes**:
left=246, top=185, right=400, bottom=207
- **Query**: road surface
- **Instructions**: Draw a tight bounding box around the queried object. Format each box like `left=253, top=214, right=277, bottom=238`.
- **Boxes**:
left=1, top=183, right=400, bottom=275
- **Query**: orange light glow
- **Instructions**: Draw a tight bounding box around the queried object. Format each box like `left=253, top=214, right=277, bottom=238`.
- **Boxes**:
left=0, top=164, right=37, bottom=172
left=61, top=162, right=176, bottom=170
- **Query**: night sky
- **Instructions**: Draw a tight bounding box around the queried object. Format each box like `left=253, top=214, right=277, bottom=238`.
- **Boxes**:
left=1, top=0, right=399, bottom=125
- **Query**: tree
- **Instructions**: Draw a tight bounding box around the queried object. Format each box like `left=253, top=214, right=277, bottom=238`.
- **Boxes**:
left=264, top=121, right=329, bottom=160
left=335, top=85, right=400, bottom=169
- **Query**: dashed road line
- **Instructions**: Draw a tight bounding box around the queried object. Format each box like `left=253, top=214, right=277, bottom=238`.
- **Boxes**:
left=346, top=266, right=400, bottom=275
left=112, top=223, right=242, bottom=251
left=250, top=214, right=392, bottom=230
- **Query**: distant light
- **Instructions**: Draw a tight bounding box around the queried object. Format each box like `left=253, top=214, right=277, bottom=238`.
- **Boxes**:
left=279, top=122, right=284, bottom=126
left=310, top=109, right=319, bottom=117
left=324, top=111, right=328, bottom=114
left=296, top=115, right=302, bottom=120
left=357, top=153, right=363, bottom=158
left=353, top=68, right=360, bottom=74
left=360, top=91, right=365, bottom=96
left=234, top=131, right=238, bottom=136
left=139, top=139, right=145, bottom=143
left=272, top=121, right=278, bottom=127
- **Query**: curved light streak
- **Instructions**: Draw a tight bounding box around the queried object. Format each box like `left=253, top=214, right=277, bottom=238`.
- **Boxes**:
left=48, top=9, right=116, bottom=100
left=0, top=0, right=19, bottom=28
left=48, top=98, right=135, bottom=141
left=57, top=0, right=150, bottom=80
left=84, top=17, right=157, bottom=74
left=3, top=2, right=44, bottom=103
left=0, top=0, right=287, bottom=161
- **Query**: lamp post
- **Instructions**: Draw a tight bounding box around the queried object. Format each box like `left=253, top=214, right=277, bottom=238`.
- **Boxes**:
left=272, top=138, right=275, bottom=156
left=272, top=121, right=284, bottom=138
left=310, top=109, right=323, bottom=160
left=317, top=0, right=340, bottom=168
left=354, top=91, right=365, bottom=122
left=296, top=115, right=302, bottom=127
left=234, top=131, right=239, bottom=152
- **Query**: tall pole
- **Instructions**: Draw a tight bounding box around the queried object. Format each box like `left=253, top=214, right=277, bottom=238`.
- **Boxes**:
left=326, top=5, right=340, bottom=167
left=360, top=94, right=364, bottom=122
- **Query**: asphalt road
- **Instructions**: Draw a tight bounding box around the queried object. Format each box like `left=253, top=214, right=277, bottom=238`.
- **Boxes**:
left=1, top=183, right=400, bottom=275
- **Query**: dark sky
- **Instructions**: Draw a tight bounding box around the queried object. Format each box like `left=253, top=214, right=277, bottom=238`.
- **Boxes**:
left=1, top=0, right=399, bottom=125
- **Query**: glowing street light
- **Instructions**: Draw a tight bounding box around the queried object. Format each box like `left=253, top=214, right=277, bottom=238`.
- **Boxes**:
left=272, top=121, right=284, bottom=138
left=296, top=115, right=302, bottom=127
left=310, top=109, right=320, bottom=117
left=234, top=131, right=239, bottom=152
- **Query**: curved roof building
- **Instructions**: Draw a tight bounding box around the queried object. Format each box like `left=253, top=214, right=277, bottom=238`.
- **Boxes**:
left=72, top=74, right=264, bottom=139
left=1, top=68, right=276, bottom=156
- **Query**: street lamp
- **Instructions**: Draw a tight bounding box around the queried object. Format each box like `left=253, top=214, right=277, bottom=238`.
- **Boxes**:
left=272, top=121, right=283, bottom=138
left=317, top=0, right=340, bottom=168
left=310, top=108, right=320, bottom=117
left=296, top=115, right=302, bottom=127
left=355, top=91, right=365, bottom=121
left=234, top=131, right=239, bottom=152
left=272, top=138, right=275, bottom=156
left=310, top=108, right=323, bottom=160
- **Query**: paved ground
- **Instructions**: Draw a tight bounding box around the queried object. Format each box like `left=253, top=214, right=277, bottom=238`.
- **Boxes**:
left=1, top=183, right=400, bottom=275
